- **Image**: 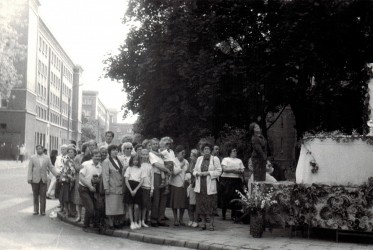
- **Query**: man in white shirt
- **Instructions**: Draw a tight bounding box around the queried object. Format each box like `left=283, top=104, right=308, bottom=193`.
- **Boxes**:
left=97, top=131, right=114, bottom=149
left=149, top=138, right=170, bottom=227
left=79, top=150, right=102, bottom=229
left=46, top=144, right=67, bottom=199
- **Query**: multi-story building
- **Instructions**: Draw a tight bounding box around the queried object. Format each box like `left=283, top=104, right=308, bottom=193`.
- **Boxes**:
left=0, top=0, right=83, bottom=159
left=82, top=91, right=111, bottom=142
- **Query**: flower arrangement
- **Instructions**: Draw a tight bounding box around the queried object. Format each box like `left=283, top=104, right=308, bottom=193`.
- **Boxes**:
left=232, top=184, right=277, bottom=213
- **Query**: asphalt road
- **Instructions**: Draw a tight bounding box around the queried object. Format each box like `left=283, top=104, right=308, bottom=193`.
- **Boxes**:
left=0, top=160, right=187, bottom=250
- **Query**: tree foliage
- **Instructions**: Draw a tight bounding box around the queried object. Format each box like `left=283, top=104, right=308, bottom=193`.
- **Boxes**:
left=0, top=0, right=26, bottom=99
left=105, top=0, right=373, bottom=148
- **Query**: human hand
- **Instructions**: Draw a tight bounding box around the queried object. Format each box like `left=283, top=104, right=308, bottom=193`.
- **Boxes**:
left=89, top=186, right=96, bottom=192
left=131, top=190, right=136, bottom=197
left=150, top=191, right=153, bottom=198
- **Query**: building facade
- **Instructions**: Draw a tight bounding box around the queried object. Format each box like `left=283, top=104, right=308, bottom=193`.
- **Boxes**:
left=0, top=0, right=82, bottom=159
left=82, top=91, right=111, bottom=142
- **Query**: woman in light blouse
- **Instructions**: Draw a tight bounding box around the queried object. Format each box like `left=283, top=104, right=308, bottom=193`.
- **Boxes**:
left=220, top=147, right=245, bottom=221
left=193, top=143, right=222, bottom=231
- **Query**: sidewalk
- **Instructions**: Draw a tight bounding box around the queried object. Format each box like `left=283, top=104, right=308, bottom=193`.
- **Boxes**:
left=0, top=160, right=28, bottom=170
left=57, top=208, right=373, bottom=250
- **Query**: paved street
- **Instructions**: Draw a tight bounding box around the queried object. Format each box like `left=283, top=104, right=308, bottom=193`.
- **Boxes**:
left=0, top=160, right=187, bottom=250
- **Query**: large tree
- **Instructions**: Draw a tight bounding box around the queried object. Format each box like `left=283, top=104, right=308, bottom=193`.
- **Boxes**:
left=0, top=0, right=26, bottom=99
left=105, top=0, right=373, bottom=147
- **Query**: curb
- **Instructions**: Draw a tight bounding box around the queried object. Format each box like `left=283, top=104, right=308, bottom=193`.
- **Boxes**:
left=56, top=211, right=243, bottom=250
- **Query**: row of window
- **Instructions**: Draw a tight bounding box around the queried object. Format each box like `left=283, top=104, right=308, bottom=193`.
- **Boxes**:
left=83, top=97, right=93, bottom=105
left=50, top=135, right=59, bottom=153
left=36, top=105, right=48, bottom=121
left=35, top=132, right=46, bottom=148
left=63, top=66, right=73, bottom=83
left=38, top=36, right=48, bottom=59
left=62, top=83, right=71, bottom=98
left=50, top=50, right=62, bottom=72
left=50, top=112, right=60, bottom=126
left=50, top=93, right=60, bottom=110
left=37, top=83, right=47, bottom=103
left=50, top=71, right=61, bottom=90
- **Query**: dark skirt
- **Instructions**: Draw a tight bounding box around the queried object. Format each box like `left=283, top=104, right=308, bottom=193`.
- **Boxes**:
left=141, top=188, right=152, bottom=210
left=124, top=180, right=143, bottom=205
left=59, top=181, right=71, bottom=203
left=169, top=185, right=186, bottom=209
left=252, top=158, right=266, bottom=181
left=220, top=177, right=243, bottom=210
left=196, top=176, right=217, bottom=215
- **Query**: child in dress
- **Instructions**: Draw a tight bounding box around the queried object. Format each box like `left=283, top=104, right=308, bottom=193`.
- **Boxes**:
left=159, top=137, right=176, bottom=194
left=185, top=173, right=198, bottom=227
left=59, top=148, right=76, bottom=216
left=124, top=155, right=144, bottom=230
left=140, top=149, right=153, bottom=227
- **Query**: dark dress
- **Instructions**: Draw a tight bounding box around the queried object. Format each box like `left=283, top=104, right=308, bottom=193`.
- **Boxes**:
left=251, top=134, right=268, bottom=181
left=196, top=156, right=217, bottom=216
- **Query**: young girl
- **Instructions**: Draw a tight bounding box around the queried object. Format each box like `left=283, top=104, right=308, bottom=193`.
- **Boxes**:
left=186, top=173, right=198, bottom=227
left=140, top=149, right=153, bottom=228
left=124, top=155, right=144, bottom=229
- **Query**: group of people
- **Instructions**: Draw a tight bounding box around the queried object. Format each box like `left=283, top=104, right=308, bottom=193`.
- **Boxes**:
left=27, top=122, right=275, bottom=232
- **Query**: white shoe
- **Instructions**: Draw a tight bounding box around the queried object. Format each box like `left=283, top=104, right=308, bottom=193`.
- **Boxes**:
left=135, top=222, right=141, bottom=229
left=187, top=221, right=193, bottom=227
left=130, top=223, right=136, bottom=230
left=141, top=221, right=149, bottom=228
left=192, top=222, right=198, bottom=228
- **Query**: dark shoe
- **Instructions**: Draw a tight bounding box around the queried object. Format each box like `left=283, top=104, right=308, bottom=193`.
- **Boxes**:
left=33, top=212, right=39, bottom=215
left=158, top=222, right=169, bottom=227
left=151, top=222, right=159, bottom=227
left=200, top=224, right=206, bottom=230
left=40, top=212, right=46, bottom=216
left=46, top=196, right=52, bottom=200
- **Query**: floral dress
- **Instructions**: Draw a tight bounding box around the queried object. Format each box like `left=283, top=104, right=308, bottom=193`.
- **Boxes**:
left=59, top=155, right=76, bottom=203
left=196, top=156, right=217, bottom=215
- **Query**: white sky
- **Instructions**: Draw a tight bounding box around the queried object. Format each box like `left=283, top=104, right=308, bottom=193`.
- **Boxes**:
left=38, top=0, right=137, bottom=123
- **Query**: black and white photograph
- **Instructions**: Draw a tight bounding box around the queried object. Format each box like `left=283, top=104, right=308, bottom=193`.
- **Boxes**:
left=1, top=0, right=373, bottom=249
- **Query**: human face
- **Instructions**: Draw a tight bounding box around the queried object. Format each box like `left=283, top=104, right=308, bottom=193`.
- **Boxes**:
left=151, top=141, right=159, bottom=151
left=230, top=149, right=237, bottom=158
left=213, top=146, right=219, bottom=156
left=136, top=146, right=143, bottom=155
left=68, top=149, right=75, bottom=158
left=141, top=150, right=149, bottom=162
left=146, top=142, right=152, bottom=151
left=61, top=147, right=68, bottom=155
left=92, top=153, right=101, bottom=164
left=254, top=124, right=261, bottom=134
left=132, top=158, right=139, bottom=167
left=105, top=133, right=113, bottom=143
left=165, top=142, right=171, bottom=149
left=36, top=146, right=44, bottom=155
left=100, top=148, right=108, bottom=159
left=177, top=150, right=185, bottom=160
left=123, top=146, right=132, bottom=156
left=89, top=142, right=96, bottom=151
left=110, top=148, right=118, bottom=158
left=203, top=146, right=211, bottom=156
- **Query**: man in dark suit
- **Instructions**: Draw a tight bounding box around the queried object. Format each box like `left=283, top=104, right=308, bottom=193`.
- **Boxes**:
left=27, top=145, right=59, bottom=215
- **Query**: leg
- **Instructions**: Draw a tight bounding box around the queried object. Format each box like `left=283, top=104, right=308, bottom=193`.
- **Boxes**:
left=79, top=186, right=95, bottom=228
left=151, top=174, right=161, bottom=224
left=158, top=188, right=167, bottom=222
left=75, top=204, right=82, bottom=222
left=179, top=208, right=185, bottom=225
left=128, top=204, right=135, bottom=229
left=31, top=182, right=40, bottom=214
left=47, top=176, right=56, bottom=197
left=39, top=182, right=47, bottom=214
left=141, top=207, right=148, bottom=227
left=134, top=204, right=140, bottom=225
left=172, top=209, right=178, bottom=225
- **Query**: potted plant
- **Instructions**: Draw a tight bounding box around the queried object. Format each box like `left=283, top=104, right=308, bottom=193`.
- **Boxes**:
left=232, top=184, right=277, bottom=238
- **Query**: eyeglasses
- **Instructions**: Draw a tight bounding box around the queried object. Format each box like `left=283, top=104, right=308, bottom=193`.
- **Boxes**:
left=125, top=147, right=132, bottom=150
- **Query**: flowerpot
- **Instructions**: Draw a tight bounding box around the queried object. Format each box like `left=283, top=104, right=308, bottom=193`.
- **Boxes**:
left=250, top=210, right=265, bottom=238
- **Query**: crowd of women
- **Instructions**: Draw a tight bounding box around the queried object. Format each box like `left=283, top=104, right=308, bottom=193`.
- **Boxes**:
left=50, top=122, right=274, bottom=232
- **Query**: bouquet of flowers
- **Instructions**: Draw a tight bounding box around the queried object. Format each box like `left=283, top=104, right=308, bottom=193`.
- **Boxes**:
left=231, top=183, right=277, bottom=214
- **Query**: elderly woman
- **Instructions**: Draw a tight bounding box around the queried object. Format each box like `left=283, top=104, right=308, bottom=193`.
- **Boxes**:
left=119, top=142, right=133, bottom=168
left=249, top=122, right=268, bottom=181
left=72, top=142, right=89, bottom=222
left=193, top=143, right=222, bottom=231
left=220, top=147, right=245, bottom=221
left=102, top=144, right=125, bottom=228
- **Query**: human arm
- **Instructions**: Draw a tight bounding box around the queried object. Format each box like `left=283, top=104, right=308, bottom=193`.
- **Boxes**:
left=101, top=161, right=110, bottom=194
left=47, top=158, right=60, bottom=177
left=207, top=156, right=222, bottom=179
left=27, top=158, right=33, bottom=184
left=149, top=152, right=171, bottom=174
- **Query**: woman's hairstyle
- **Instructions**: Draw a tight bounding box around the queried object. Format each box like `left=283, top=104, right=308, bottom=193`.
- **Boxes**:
left=81, top=142, right=89, bottom=154
left=175, top=145, right=185, bottom=154
left=121, top=142, right=133, bottom=152
left=129, top=155, right=141, bottom=167
left=142, top=139, right=150, bottom=147
left=107, top=144, right=119, bottom=156
left=249, top=122, right=259, bottom=136
left=135, top=144, right=143, bottom=151
left=50, top=149, right=58, bottom=158
left=201, top=142, right=213, bottom=151
left=67, top=147, right=77, bottom=156
left=190, top=149, right=198, bottom=157
left=226, top=146, right=238, bottom=157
